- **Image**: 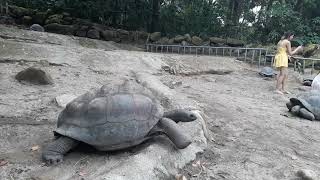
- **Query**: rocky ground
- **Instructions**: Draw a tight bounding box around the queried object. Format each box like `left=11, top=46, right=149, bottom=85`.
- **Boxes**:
left=0, top=25, right=320, bottom=180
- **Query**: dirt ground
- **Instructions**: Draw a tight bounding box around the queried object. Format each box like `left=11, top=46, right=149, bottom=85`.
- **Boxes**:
left=0, top=25, right=320, bottom=180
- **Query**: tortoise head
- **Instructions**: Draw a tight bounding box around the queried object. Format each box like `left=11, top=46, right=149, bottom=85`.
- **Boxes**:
left=164, top=109, right=197, bottom=122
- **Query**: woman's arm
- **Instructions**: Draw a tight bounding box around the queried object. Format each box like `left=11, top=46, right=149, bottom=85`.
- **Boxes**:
left=286, top=41, right=302, bottom=55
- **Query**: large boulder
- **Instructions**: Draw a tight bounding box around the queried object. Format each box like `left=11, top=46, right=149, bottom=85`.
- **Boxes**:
left=62, top=12, right=71, bottom=18
left=61, top=17, right=73, bottom=25
left=59, top=12, right=73, bottom=25
left=181, top=40, right=188, bottom=46
left=174, top=35, right=186, bottom=43
left=150, top=32, right=161, bottom=42
left=22, top=16, right=32, bottom=25
left=45, top=14, right=63, bottom=25
left=0, top=16, right=15, bottom=25
left=44, top=23, right=76, bottom=35
left=75, top=26, right=88, bottom=37
left=191, top=36, right=203, bottom=46
left=117, top=29, right=130, bottom=41
left=168, top=38, right=175, bottom=45
left=8, top=5, right=34, bottom=18
left=156, top=37, right=170, bottom=44
left=303, top=44, right=319, bottom=58
left=137, top=31, right=149, bottom=42
left=74, top=18, right=93, bottom=27
left=209, top=37, right=226, bottom=45
left=184, top=34, right=192, bottom=43
left=129, top=31, right=149, bottom=43
left=32, top=12, right=48, bottom=25
left=226, top=38, right=245, bottom=47
left=15, top=67, right=53, bottom=85
left=101, top=29, right=120, bottom=42
left=87, top=29, right=100, bottom=39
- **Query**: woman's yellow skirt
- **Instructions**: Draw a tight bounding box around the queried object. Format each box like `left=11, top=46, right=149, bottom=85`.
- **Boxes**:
left=274, top=48, right=288, bottom=68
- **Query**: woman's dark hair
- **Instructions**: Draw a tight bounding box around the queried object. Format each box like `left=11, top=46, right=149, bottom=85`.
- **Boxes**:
left=281, top=32, right=294, bottom=40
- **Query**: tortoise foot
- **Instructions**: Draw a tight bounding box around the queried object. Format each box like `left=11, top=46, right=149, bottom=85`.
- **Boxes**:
left=42, top=151, right=64, bottom=165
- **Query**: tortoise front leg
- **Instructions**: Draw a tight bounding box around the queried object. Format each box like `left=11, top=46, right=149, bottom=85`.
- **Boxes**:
left=42, top=136, right=79, bottom=165
left=299, top=108, right=315, bottom=121
left=157, top=118, right=192, bottom=149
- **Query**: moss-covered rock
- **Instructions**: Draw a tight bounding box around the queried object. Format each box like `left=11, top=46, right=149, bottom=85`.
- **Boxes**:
left=0, top=16, right=15, bottom=25
left=184, top=34, right=192, bottom=43
left=45, top=14, right=63, bottom=25
left=75, top=26, right=88, bottom=37
left=8, top=5, right=35, bottom=18
left=101, top=30, right=120, bottom=42
left=191, top=36, right=203, bottom=46
left=168, top=38, right=175, bottom=45
left=150, top=32, right=161, bottom=42
left=209, top=37, right=226, bottom=45
left=156, top=37, right=170, bottom=44
left=226, top=38, right=245, bottom=47
left=44, top=23, right=76, bottom=35
left=117, top=29, right=130, bottom=41
left=174, top=35, right=186, bottom=43
left=87, top=29, right=100, bottom=39
left=22, top=16, right=32, bottom=25
left=32, top=12, right=48, bottom=25
left=303, top=44, right=319, bottom=58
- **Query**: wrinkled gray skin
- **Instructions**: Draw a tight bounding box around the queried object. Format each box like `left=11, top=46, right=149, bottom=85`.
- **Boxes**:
left=286, top=90, right=320, bottom=121
left=42, top=80, right=197, bottom=165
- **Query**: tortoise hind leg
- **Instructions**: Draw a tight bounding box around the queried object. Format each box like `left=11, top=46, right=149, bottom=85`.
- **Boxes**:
left=42, top=136, right=79, bottom=165
left=299, top=108, right=315, bottom=121
left=157, top=118, right=192, bottom=149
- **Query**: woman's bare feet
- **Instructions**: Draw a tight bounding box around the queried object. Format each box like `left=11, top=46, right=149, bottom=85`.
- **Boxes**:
left=275, top=90, right=284, bottom=95
left=283, top=90, right=291, bottom=94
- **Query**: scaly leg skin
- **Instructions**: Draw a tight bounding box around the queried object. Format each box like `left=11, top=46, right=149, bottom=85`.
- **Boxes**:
left=42, top=136, right=79, bottom=165
left=158, top=118, right=192, bottom=149
left=299, top=108, right=315, bottom=121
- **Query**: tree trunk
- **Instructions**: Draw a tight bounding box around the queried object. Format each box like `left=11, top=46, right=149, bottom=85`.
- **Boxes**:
left=151, top=0, right=160, bottom=32
left=294, top=0, right=303, bottom=14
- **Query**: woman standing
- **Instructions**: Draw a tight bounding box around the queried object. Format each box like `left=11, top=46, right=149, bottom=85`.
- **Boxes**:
left=274, top=32, right=302, bottom=94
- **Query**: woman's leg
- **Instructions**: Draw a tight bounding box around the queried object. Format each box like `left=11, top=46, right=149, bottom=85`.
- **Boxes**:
left=276, top=67, right=284, bottom=94
left=281, top=67, right=289, bottom=93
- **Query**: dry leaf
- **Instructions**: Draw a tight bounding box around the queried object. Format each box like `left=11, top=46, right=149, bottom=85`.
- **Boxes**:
left=175, top=174, right=187, bottom=180
left=79, top=171, right=87, bottom=176
left=31, top=145, right=40, bottom=151
left=192, top=160, right=201, bottom=167
left=0, top=160, right=8, bottom=166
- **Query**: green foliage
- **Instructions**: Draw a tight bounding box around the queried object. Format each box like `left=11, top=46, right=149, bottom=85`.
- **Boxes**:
left=3, top=0, right=320, bottom=45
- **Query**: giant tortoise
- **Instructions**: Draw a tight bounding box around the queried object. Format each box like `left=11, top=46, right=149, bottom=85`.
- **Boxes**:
left=42, top=80, right=197, bottom=165
left=259, top=67, right=276, bottom=78
left=286, top=90, right=320, bottom=121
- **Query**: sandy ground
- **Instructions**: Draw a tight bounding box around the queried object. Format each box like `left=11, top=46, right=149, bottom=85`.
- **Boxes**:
left=0, top=25, right=320, bottom=180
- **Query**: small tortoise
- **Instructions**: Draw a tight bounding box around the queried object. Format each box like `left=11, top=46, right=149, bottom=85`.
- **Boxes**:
left=302, top=75, right=316, bottom=86
left=286, top=90, right=320, bottom=121
left=259, top=67, right=276, bottom=77
left=43, top=80, right=197, bottom=165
